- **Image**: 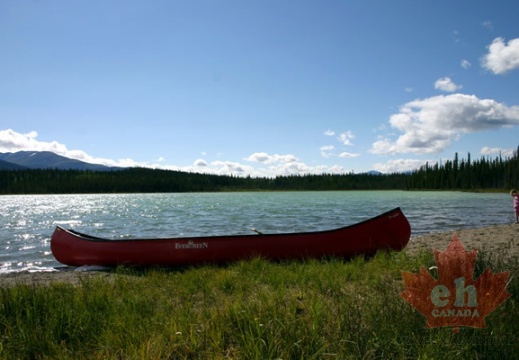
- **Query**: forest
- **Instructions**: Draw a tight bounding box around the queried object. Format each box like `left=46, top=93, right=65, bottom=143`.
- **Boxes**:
left=1, top=147, right=518, bottom=194
left=405, top=147, right=519, bottom=190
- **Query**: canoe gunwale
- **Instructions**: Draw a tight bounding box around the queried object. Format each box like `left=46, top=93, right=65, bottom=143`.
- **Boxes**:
left=54, top=207, right=406, bottom=243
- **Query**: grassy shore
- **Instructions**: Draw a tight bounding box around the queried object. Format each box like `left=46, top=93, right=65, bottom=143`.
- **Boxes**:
left=0, top=247, right=517, bottom=360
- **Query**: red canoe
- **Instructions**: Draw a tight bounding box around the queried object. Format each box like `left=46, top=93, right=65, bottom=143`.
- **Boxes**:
left=50, top=207, right=411, bottom=267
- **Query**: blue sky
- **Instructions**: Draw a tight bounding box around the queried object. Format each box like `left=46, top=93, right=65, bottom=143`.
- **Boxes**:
left=1, top=0, right=519, bottom=176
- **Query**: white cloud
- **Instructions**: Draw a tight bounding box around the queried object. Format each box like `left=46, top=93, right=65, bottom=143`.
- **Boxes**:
left=451, top=30, right=461, bottom=43
left=320, top=145, right=334, bottom=158
left=275, top=161, right=311, bottom=175
left=324, top=130, right=335, bottom=136
left=245, top=152, right=270, bottom=163
left=483, top=21, right=493, bottom=31
left=370, top=94, right=519, bottom=155
left=461, top=59, right=471, bottom=69
left=324, top=129, right=355, bottom=146
left=241, top=150, right=362, bottom=176
left=0, top=129, right=337, bottom=177
left=320, top=144, right=359, bottom=159
left=245, top=152, right=297, bottom=164
left=0, top=129, right=140, bottom=167
left=209, top=161, right=250, bottom=174
left=194, top=159, right=208, bottom=167
left=277, top=155, right=298, bottom=163
left=0, top=129, right=393, bottom=176
left=434, top=77, right=462, bottom=92
left=145, top=159, right=354, bottom=177
left=480, top=146, right=514, bottom=157
left=481, top=37, right=519, bottom=75
left=338, top=131, right=355, bottom=145
left=372, top=159, right=431, bottom=173
left=0, top=129, right=67, bottom=153
left=338, top=152, right=360, bottom=158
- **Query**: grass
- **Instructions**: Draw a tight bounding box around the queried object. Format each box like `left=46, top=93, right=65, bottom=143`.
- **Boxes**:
left=0, top=249, right=517, bottom=359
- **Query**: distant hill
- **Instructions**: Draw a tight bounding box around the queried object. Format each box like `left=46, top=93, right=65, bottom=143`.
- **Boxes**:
left=0, top=151, right=122, bottom=171
left=0, top=158, right=28, bottom=170
left=365, top=170, right=382, bottom=175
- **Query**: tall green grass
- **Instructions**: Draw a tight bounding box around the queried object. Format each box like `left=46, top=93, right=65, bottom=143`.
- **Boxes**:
left=0, top=250, right=517, bottom=359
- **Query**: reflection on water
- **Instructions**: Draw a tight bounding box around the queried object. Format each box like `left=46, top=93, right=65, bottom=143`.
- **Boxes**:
left=0, top=191, right=512, bottom=272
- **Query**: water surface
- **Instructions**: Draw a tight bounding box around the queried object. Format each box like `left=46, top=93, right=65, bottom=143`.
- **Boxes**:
left=0, top=191, right=512, bottom=273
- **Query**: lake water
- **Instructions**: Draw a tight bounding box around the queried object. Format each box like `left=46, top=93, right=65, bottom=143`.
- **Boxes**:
left=0, top=191, right=513, bottom=273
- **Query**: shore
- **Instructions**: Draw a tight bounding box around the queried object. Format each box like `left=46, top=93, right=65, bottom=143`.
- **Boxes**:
left=407, top=222, right=519, bottom=258
left=1, top=223, right=517, bottom=287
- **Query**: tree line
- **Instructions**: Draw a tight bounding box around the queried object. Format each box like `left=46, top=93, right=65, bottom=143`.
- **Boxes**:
left=0, top=168, right=407, bottom=194
left=1, top=147, right=518, bottom=194
left=405, top=146, right=519, bottom=190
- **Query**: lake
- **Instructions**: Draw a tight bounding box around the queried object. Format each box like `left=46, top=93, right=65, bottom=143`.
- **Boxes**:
left=0, top=191, right=513, bottom=273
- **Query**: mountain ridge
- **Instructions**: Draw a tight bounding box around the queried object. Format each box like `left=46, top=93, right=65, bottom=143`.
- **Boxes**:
left=0, top=151, right=122, bottom=171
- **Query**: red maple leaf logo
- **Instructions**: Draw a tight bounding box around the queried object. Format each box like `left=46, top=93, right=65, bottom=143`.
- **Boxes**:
left=401, top=233, right=511, bottom=333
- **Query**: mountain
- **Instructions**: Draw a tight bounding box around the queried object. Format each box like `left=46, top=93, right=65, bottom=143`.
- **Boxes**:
left=365, top=170, right=383, bottom=175
left=0, top=151, right=122, bottom=171
left=0, top=159, right=28, bottom=170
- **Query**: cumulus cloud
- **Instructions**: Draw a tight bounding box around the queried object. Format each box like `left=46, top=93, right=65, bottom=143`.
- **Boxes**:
left=241, top=150, right=359, bottom=176
left=245, top=152, right=269, bottom=163
left=338, top=152, right=360, bottom=158
left=242, top=151, right=339, bottom=176
left=372, top=159, right=431, bottom=173
left=0, top=129, right=390, bottom=176
left=320, top=145, right=334, bottom=158
left=175, top=157, right=358, bottom=177
left=480, top=146, right=514, bottom=157
left=245, top=152, right=297, bottom=164
left=434, top=77, right=462, bottom=92
left=370, top=94, right=519, bottom=155
left=481, top=37, right=519, bottom=74
left=461, top=59, right=471, bottom=69
left=0, top=129, right=67, bottom=153
left=0, top=128, right=140, bottom=167
left=451, top=30, right=461, bottom=43
left=483, top=21, right=493, bottom=30
left=276, top=161, right=311, bottom=175
left=324, top=129, right=355, bottom=146
left=320, top=143, right=359, bottom=159
left=194, top=159, right=208, bottom=167
left=209, top=160, right=251, bottom=174
left=338, top=131, right=355, bottom=145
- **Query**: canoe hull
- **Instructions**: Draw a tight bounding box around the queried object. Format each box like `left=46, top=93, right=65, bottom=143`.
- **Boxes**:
left=50, top=207, right=411, bottom=267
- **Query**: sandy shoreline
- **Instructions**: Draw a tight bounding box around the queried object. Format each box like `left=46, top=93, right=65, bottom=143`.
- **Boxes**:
left=407, top=223, right=519, bottom=257
left=1, top=223, right=517, bottom=287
